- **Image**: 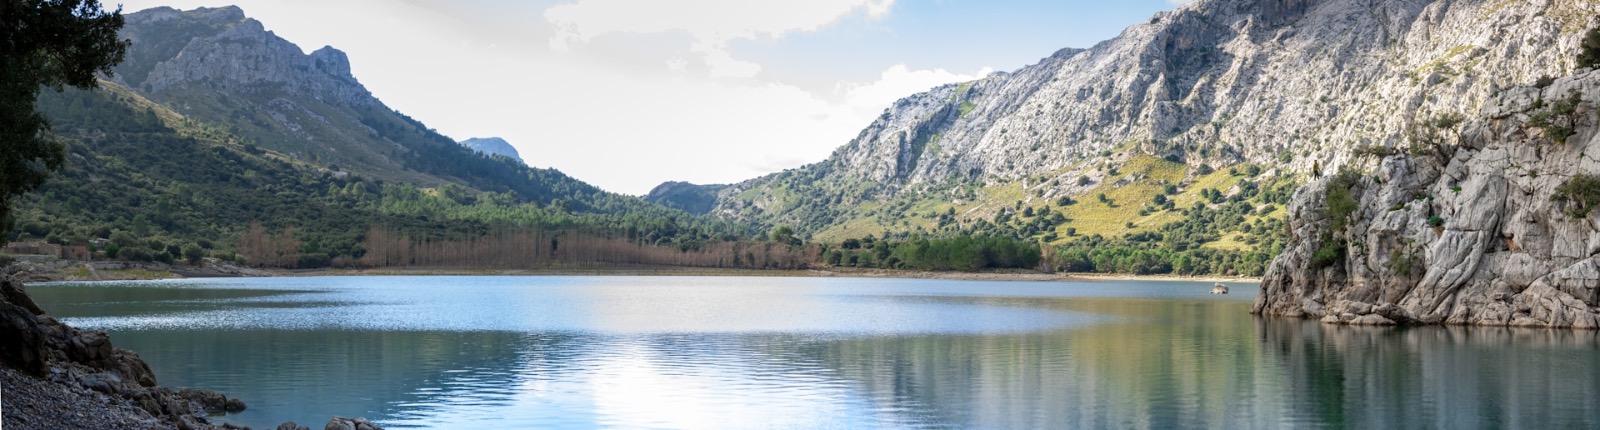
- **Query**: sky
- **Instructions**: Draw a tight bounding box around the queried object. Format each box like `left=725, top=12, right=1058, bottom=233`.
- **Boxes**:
left=116, top=0, right=1186, bottom=195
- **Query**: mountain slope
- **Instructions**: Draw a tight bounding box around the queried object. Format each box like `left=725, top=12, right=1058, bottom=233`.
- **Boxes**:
left=644, top=182, right=729, bottom=215
left=109, top=6, right=618, bottom=212
left=711, top=0, right=1593, bottom=247
left=8, top=81, right=759, bottom=268
left=4, top=6, right=769, bottom=269
left=459, top=137, right=524, bottom=164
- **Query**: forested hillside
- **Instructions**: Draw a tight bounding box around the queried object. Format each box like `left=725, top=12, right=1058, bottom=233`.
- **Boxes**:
left=6, top=82, right=782, bottom=269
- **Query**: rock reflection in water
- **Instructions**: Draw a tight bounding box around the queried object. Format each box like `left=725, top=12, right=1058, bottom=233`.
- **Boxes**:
left=1256, top=317, right=1600, bottom=429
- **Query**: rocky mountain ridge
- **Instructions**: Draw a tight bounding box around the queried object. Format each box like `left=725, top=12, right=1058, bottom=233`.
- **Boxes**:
left=105, top=6, right=669, bottom=215
left=710, top=0, right=1598, bottom=238
left=111, top=6, right=413, bottom=181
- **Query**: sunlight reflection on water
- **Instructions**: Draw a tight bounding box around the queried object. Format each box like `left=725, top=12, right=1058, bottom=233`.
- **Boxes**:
left=28, top=276, right=1598, bottom=429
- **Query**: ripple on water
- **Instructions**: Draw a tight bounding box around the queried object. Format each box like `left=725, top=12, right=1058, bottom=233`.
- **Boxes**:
left=26, top=277, right=1600, bottom=429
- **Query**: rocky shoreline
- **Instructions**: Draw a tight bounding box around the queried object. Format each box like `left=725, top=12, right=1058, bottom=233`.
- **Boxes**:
left=0, top=274, right=377, bottom=430
left=1254, top=71, right=1600, bottom=329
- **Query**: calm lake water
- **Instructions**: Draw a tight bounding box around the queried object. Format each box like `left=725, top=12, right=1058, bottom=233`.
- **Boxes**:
left=25, top=276, right=1600, bottom=429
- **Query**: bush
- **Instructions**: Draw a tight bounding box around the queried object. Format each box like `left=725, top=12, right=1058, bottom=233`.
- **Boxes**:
left=1427, top=215, right=1445, bottom=228
left=1529, top=91, right=1582, bottom=143
left=1579, top=25, right=1600, bottom=71
left=1325, top=170, right=1362, bottom=232
left=182, top=244, right=205, bottom=264
left=1554, top=174, right=1600, bottom=217
left=1310, top=232, right=1346, bottom=269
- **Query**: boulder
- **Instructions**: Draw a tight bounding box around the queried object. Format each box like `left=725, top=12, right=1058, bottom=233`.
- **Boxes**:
left=326, top=416, right=384, bottom=430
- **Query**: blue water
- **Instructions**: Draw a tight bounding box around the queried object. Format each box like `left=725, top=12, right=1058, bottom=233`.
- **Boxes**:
left=25, top=276, right=1600, bottom=429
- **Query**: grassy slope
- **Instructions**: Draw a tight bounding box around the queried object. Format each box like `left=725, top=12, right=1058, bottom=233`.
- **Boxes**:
left=810, top=155, right=1290, bottom=251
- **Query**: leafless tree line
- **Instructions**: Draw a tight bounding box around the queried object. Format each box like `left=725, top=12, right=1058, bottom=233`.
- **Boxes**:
left=353, top=226, right=816, bottom=270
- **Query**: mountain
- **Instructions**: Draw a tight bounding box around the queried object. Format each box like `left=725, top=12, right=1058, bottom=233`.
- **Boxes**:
left=459, top=137, right=524, bottom=165
left=3, top=6, right=765, bottom=270
left=644, top=182, right=729, bottom=215
left=699, top=0, right=1587, bottom=267
left=110, top=6, right=610, bottom=210
left=689, top=0, right=1600, bottom=320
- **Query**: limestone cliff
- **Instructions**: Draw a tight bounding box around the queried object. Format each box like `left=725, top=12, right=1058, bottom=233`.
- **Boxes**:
left=1254, top=70, right=1600, bottom=328
left=711, top=0, right=1598, bottom=236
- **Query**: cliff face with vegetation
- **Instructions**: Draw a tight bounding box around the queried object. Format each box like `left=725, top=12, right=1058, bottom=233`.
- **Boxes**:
left=707, top=0, right=1595, bottom=249
left=1255, top=70, right=1600, bottom=328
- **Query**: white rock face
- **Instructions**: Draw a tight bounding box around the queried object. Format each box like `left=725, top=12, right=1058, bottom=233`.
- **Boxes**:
left=459, top=137, right=525, bottom=165
left=715, top=0, right=1598, bottom=231
left=120, top=6, right=374, bottom=107
left=1254, top=70, right=1600, bottom=328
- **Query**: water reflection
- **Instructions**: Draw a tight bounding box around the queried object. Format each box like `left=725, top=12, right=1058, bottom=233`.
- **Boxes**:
left=24, top=278, right=1600, bottom=429
left=1257, top=318, right=1600, bottom=429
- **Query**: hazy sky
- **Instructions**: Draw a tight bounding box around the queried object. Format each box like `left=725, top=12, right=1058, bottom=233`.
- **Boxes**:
left=117, top=0, right=1185, bottom=195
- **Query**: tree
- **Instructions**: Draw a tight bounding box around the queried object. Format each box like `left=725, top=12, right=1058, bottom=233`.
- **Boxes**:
left=1, top=0, right=128, bottom=232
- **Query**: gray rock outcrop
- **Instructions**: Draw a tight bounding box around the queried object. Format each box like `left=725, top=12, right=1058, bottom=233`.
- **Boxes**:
left=324, top=416, right=384, bottom=430
left=1254, top=70, right=1600, bottom=328
left=458, top=137, right=525, bottom=164
left=0, top=275, right=245, bottom=429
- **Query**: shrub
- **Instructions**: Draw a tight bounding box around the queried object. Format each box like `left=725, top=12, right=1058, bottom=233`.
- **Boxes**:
left=183, top=245, right=205, bottom=264
left=1579, top=25, right=1600, bottom=71
left=1311, top=232, right=1346, bottom=269
left=1325, top=170, right=1362, bottom=232
left=1554, top=174, right=1600, bottom=217
left=1529, top=91, right=1582, bottom=144
left=1387, top=249, right=1415, bottom=275
left=1427, top=215, right=1445, bottom=228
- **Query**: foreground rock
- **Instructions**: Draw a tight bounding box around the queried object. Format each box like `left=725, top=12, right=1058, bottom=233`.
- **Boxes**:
left=1255, top=70, right=1600, bottom=328
left=322, top=417, right=382, bottom=430
left=1, top=275, right=388, bottom=429
left=1, top=274, right=244, bottom=429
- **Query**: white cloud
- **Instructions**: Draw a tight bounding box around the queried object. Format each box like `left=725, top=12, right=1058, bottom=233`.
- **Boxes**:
left=545, top=0, right=895, bottom=78
left=112, top=0, right=991, bottom=195
left=838, top=64, right=994, bottom=112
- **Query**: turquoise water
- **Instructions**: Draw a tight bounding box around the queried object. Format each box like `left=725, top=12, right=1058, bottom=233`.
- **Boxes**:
left=26, top=276, right=1600, bottom=429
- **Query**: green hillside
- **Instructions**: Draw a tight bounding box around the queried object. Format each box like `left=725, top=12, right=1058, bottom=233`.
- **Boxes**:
left=6, top=83, right=757, bottom=268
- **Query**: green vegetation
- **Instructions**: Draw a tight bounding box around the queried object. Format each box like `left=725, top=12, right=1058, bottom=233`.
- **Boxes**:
left=1, top=0, right=128, bottom=233
left=1312, top=170, right=1362, bottom=269
left=1578, top=25, right=1600, bottom=71
left=1554, top=174, right=1600, bottom=217
left=8, top=85, right=761, bottom=268
left=1529, top=90, right=1582, bottom=143
left=806, top=159, right=1298, bottom=276
left=822, top=235, right=1039, bottom=272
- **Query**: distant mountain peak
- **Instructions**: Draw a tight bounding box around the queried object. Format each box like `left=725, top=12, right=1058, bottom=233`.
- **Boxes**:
left=459, top=137, right=524, bottom=164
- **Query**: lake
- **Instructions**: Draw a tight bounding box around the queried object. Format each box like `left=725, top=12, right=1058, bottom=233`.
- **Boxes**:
left=25, top=276, right=1600, bottom=429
